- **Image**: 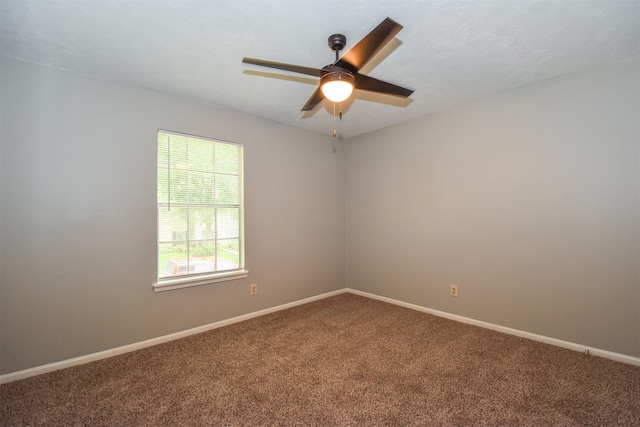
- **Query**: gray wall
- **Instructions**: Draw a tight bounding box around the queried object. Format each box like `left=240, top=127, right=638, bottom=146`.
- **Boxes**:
left=0, top=57, right=346, bottom=374
left=346, top=57, right=640, bottom=357
left=2, top=55, right=638, bottom=376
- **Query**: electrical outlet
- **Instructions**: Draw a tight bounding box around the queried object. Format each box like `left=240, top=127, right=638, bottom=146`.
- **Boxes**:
left=450, top=284, right=458, bottom=297
left=250, top=284, right=258, bottom=295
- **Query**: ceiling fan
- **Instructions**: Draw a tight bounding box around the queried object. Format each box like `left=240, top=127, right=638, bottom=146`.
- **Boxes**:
left=242, top=17, right=414, bottom=112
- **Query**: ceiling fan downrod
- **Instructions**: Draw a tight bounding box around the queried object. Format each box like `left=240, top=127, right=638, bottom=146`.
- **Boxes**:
left=328, top=34, right=347, bottom=62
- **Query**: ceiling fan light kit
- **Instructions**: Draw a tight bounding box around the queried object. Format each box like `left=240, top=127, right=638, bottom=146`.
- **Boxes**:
left=321, top=68, right=355, bottom=103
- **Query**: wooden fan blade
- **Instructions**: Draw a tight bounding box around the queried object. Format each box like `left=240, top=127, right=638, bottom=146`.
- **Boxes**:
left=242, top=57, right=323, bottom=77
left=337, top=17, right=403, bottom=72
left=301, top=87, right=325, bottom=111
left=354, top=73, right=413, bottom=97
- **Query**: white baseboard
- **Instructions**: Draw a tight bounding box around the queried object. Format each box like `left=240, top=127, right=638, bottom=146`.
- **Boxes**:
left=347, top=288, right=640, bottom=367
left=2, top=287, right=638, bottom=384
left=0, top=289, right=347, bottom=384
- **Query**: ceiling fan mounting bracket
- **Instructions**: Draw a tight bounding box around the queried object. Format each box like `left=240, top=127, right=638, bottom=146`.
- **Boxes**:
left=328, top=34, right=347, bottom=53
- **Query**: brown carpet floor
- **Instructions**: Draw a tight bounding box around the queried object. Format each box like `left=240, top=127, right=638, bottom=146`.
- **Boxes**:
left=1, top=293, right=639, bottom=426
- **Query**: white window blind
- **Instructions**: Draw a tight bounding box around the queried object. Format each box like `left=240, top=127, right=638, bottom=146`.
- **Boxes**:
left=154, top=130, right=246, bottom=291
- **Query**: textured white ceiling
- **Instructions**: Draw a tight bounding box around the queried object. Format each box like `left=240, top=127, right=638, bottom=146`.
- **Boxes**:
left=1, top=0, right=638, bottom=138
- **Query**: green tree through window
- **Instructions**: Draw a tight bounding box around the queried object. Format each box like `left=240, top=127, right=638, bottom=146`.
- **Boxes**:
left=157, top=131, right=244, bottom=283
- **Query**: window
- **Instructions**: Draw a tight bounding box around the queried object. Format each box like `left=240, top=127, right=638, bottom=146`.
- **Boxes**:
left=153, top=130, right=247, bottom=292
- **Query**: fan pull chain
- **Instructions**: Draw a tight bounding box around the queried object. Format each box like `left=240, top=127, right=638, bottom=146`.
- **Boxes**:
left=333, top=103, right=337, bottom=137
left=332, top=103, right=345, bottom=138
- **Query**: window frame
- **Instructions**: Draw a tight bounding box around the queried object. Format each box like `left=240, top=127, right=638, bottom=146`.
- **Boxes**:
left=153, top=130, right=248, bottom=292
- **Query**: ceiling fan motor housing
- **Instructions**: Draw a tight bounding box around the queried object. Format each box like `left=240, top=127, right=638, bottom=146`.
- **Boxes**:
left=321, top=66, right=355, bottom=86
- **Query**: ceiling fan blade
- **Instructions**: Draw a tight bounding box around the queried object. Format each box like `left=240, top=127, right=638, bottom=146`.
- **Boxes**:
left=301, top=87, right=325, bottom=111
left=337, top=17, right=403, bottom=72
left=242, top=57, right=323, bottom=77
left=354, top=73, right=413, bottom=97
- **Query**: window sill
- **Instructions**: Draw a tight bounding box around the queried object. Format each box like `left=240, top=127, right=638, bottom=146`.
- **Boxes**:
left=152, top=269, right=249, bottom=292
